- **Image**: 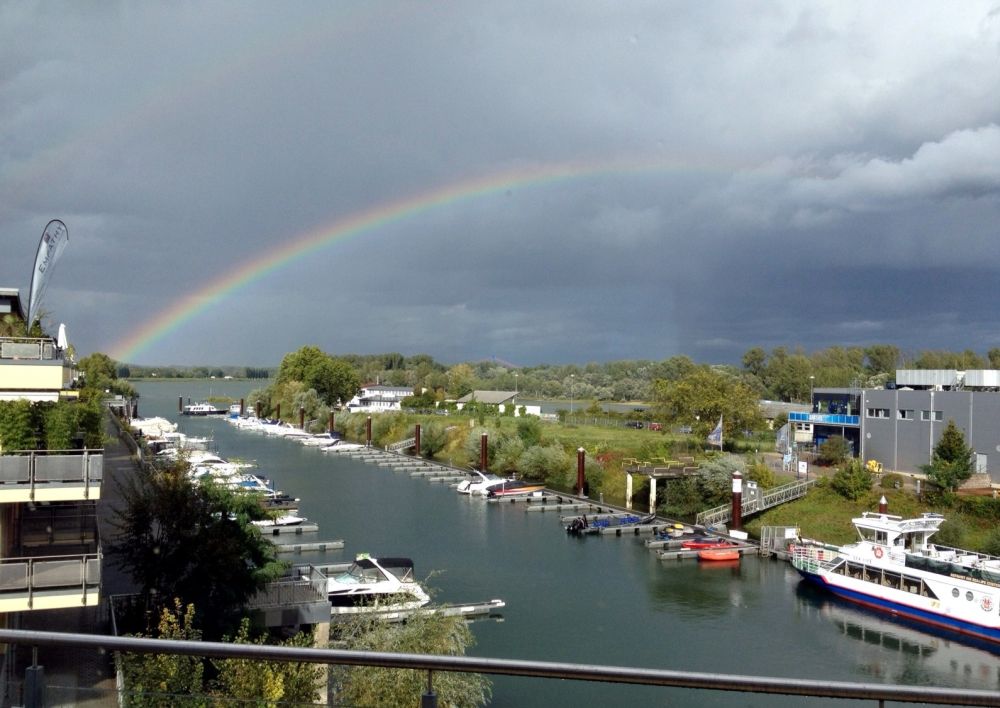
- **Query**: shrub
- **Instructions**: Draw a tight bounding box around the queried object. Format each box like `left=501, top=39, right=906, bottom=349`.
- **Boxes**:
left=933, top=517, right=967, bottom=548
left=879, top=473, right=904, bottom=490
left=831, top=459, right=872, bottom=501
left=817, top=436, right=852, bottom=466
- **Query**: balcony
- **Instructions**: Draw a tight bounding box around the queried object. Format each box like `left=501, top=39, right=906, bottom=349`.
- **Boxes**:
left=0, top=451, right=102, bottom=503
left=0, top=337, right=76, bottom=400
left=0, top=553, right=100, bottom=612
left=788, top=411, right=859, bottom=426
left=247, top=564, right=330, bottom=628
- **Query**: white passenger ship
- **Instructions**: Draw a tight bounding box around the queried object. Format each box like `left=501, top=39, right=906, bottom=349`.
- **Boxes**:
left=792, top=503, right=1000, bottom=644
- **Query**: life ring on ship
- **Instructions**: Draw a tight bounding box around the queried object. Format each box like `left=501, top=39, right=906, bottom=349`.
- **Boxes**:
left=873, top=547, right=883, bottom=559
left=982, top=597, right=994, bottom=612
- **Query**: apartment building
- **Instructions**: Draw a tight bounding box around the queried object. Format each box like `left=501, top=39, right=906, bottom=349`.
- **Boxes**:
left=0, top=288, right=102, bottom=618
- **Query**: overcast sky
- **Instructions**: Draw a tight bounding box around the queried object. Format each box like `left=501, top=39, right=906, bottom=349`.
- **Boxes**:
left=3, top=3, right=1000, bottom=367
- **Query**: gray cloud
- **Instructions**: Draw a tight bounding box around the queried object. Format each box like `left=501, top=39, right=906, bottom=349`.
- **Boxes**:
left=2, top=2, right=1000, bottom=366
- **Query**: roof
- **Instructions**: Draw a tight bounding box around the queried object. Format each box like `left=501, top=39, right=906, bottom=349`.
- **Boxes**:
left=456, top=390, right=517, bottom=405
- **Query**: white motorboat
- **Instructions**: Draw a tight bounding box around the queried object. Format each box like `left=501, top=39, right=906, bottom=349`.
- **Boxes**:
left=182, top=402, right=227, bottom=416
left=327, top=554, right=431, bottom=616
left=456, top=470, right=512, bottom=496
left=252, top=513, right=306, bottom=528
left=301, top=432, right=341, bottom=447
left=321, top=440, right=364, bottom=453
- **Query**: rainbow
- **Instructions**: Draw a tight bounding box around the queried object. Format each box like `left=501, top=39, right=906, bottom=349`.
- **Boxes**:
left=109, top=156, right=747, bottom=363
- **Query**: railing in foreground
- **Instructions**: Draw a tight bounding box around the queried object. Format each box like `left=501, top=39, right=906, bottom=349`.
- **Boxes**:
left=1, top=628, right=997, bottom=707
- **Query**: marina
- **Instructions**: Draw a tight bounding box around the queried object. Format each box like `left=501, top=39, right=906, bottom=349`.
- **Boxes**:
left=139, top=381, right=1000, bottom=706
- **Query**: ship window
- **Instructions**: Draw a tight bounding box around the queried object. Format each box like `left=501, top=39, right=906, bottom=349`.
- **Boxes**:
left=966, top=591, right=974, bottom=601
left=952, top=588, right=960, bottom=598
left=882, top=571, right=902, bottom=589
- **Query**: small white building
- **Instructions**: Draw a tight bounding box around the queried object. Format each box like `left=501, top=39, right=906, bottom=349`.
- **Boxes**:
left=344, top=384, right=412, bottom=413
left=455, top=390, right=540, bottom=417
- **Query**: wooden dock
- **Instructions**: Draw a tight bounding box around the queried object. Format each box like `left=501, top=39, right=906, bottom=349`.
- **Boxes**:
left=274, top=539, right=344, bottom=554
left=259, top=522, right=320, bottom=536
left=328, top=598, right=506, bottom=624
left=656, top=545, right=756, bottom=561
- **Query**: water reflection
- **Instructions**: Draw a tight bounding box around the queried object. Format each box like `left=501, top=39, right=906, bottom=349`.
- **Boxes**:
left=794, top=581, right=1000, bottom=690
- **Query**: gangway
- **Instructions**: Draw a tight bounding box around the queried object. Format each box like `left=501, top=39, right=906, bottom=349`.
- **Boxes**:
left=695, top=478, right=816, bottom=528
left=386, top=437, right=416, bottom=452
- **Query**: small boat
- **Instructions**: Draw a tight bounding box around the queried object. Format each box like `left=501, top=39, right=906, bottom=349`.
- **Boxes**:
left=327, top=554, right=431, bottom=616
left=698, top=548, right=741, bottom=561
left=182, top=402, right=227, bottom=416
left=681, top=537, right=737, bottom=550
left=252, top=513, right=305, bottom=528
left=791, top=507, right=1000, bottom=645
left=566, top=512, right=657, bottom=535
left=456, top=470, right=512, bottom=496
left=486, top=480, right=546, bottom=498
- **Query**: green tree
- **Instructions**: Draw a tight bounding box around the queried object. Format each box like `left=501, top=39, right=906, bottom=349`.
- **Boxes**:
left=0, top=399, right=36, bottom=452
left=110, top=458, right=286, bottom=640
left=333, top=612, right=490, bottom=707
left=741, top=347, right=767, bottom=378
left=921, top=420, right=975, bottom=492
left=865, top=345, right=900, bottom=376
left=418, top=421, right=450, bottom=458
left=210, top=618, right=322, bottom=704
left=276, top=346, right=359, bottom=406
left=120, top=600, right=204, bottom=707
left=651, top=366, right=763, bottom=440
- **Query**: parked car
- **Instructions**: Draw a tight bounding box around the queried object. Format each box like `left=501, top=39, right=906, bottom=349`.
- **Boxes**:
left=649, top=422, right=662, bottom=431
left=624, top=421, right=644, bottom=429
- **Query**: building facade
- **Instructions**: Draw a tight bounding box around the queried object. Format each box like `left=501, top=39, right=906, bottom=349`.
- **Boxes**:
left=793, top=370, right=1000, bottom=484
left=0, top=289, right=101, bottom=618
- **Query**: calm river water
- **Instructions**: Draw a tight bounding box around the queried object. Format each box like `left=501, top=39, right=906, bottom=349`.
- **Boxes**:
left=136, top=380, right=1000, bottom=706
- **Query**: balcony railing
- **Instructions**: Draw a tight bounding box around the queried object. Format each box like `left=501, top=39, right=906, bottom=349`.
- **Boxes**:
left=0, top=554, right=100, bottom=609
left=0, top=337, right=62, bottom=362
left=0, top=451, right=102, bottom=500
left=789, top=412, right=860, bottom=426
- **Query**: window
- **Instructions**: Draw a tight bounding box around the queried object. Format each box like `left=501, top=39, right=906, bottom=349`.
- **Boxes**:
left=921, top=410, right=943, bottom=422
left=866, top=408, right=889, bottom=419
left=897, top=409, right=913, bottom=420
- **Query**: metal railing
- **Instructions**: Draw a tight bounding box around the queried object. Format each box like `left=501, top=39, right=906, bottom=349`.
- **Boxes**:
left=0, top=450, right=103, bottom=499
left=0, top=628, right=997, bottom=706
left=0, top=337, right=60, bottom=361
left=0, top=555, right=100, bottom=606
left=696, top=479, right=817, bottom=527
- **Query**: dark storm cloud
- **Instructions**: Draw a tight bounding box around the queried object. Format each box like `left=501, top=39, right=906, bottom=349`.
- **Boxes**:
left=2, top=2, right=999, bottom=365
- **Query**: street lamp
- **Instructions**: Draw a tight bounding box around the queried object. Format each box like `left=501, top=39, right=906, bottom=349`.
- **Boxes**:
left=809, top=375, right=815, bottom=412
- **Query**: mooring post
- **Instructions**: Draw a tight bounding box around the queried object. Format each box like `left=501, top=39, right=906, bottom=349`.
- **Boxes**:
left=625, top=471, right=633, bottom=510
left=275, top=403, right=281, bottom=421
left=731, top=470, right=743, bottom=530
left=415, top=424, right=422, bottom=457
left=649, top=475, right=657, bottom=514
left=178, top=396, right=183, bottom=413
left=366, top=416, right=372, bottom=447
left=480, top=432, right=488, bottom=472
left=576, top=447, right=585, bottom=497
left=255, top=401, right=261, bottom=419
left=328, top=411, right=335, bottom=434
left=239, top=398, right=245, bottom=416
left=299, top=406, right=305, bottom=430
